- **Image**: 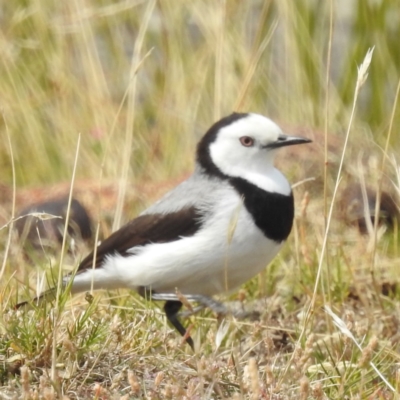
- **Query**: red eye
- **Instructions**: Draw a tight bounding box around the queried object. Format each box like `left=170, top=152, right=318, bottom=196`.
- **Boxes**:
left=239, top=136, right=254, bottom=147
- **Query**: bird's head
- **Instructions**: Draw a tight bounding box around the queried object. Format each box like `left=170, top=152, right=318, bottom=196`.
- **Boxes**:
left=197, top=113, right=311, bottom=180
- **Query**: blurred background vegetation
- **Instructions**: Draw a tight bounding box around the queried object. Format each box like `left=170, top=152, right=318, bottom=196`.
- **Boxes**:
left=1, top=1, right=400, bottom=397
left=0, top=0, right=399, bottom=190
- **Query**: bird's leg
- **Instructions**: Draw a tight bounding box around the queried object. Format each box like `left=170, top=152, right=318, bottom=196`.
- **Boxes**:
left=137, top=287, right=194, bottom=349
left=138, top=288, right=255, bottom=347
left=184, top=294, right=229, bottom=315
left=181, top=295, right=260, bottom=320
left=182, top=295, right=257, bottom=320
left=139, top=288, right=254, bottom=319
left=148, top=292, right=229, bottom=315
left=155, top=293, right=258, bottom=320
left=163, top=300, right=194, bottom=350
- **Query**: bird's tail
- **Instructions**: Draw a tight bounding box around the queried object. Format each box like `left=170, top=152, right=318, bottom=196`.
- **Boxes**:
left=15, top=288, right=57, bottom=310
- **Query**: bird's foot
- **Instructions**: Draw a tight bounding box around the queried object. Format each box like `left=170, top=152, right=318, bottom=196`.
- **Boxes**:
left=162, top=293, right=260, bottom=321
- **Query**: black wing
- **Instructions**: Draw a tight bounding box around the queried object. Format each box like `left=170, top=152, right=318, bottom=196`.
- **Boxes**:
left=76, top=207, right=202, bottom=273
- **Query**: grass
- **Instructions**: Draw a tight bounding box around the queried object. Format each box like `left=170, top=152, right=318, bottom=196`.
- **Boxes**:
left=1, top=0, right=400, bottom=398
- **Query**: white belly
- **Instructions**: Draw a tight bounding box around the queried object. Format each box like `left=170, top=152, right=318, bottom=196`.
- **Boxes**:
left=69, top=193, right=283, bottom=296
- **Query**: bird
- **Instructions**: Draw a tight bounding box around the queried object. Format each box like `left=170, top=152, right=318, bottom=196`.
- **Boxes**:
left=16, top=112, right=311, bottom=349
left=339, top=183, right=400, bottom=234
left=15, top=197, right=92, bottom=253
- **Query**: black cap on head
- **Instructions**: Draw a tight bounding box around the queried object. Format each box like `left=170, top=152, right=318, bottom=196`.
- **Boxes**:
left=196, top=112, right=248, bottom=178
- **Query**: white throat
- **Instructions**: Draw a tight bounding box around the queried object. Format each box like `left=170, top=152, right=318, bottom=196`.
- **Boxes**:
left=241, top=167, right=292, bottom=195
left=209, top=144, right=291, bottom=196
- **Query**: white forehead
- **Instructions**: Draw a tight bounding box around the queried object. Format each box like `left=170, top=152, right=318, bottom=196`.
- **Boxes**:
left=217, top=113, right=283, bottom=142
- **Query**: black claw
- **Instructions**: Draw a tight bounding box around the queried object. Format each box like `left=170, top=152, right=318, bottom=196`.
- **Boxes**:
left=164, top=300, right=194, bottom=350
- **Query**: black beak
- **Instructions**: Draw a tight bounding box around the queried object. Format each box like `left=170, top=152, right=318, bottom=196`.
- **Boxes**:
left=264, top=134, right=312, bottom=149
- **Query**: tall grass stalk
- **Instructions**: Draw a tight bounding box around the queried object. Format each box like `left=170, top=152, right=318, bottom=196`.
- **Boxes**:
left=322, top=0, right=334, bottom=328
left=323, top=0, right=333, bottom=220
left=213, top=0, right=225, bottom=121
left=369, top=77, right=400, bottom=264
left=234, top=20, right=278, bottom=112
left=280, top=48, right=375, bottom=384
left=51, top=133, right=81, bottom=385
left=112, top=0, right=156, bottom=231
left=309, top=46, right=374, bottom=312
left=0, top=115, right=16, bottom=285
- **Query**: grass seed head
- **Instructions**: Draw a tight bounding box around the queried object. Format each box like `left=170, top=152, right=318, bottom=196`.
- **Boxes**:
left=358, top=335, right=379, bottom=368
left=312, top=382, right=324, bottom=400
left=299, top=376, right=309, bottom=400
left=128, top=370, right=141, bottom=395
left=248, top=358, right=260, bottom=399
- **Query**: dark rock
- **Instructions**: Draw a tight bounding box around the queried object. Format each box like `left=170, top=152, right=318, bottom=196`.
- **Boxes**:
left=339, top=184, right=399, bottom=233
left=15, top=197, right=92, bottom=250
